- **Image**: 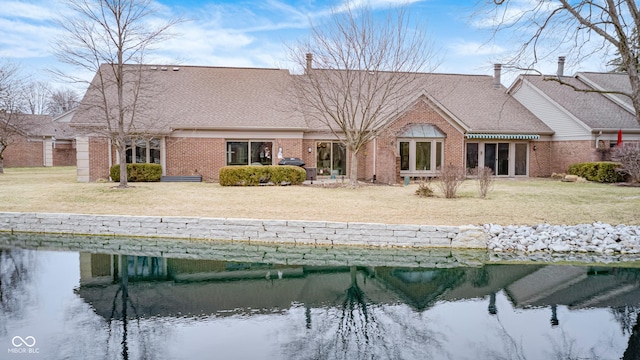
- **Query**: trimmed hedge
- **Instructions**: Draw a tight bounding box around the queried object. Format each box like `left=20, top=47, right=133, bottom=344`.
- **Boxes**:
left=110, top=164, right=162, bottom=182
left=566, top=162, right=624, bottom=183
left=219, top=165, right=306, bottom=186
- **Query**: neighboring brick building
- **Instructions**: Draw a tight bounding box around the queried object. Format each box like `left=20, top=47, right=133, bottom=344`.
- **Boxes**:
left=508, top=58, right=640, bottom=175
left=1, top=113, right=76, bottom=168
left=70, top=61, right=638, bottom=184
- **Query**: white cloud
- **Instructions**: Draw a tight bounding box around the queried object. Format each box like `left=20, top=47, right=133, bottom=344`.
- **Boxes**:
left=449, top=40, right=506, bottom=57
left=471, top=0, right=551, bottom=29
left=0, top=1, right=60, bottom=20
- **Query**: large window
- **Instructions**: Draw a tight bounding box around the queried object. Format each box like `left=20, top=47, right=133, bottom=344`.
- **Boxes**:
left=317, top=141, right=346, bottom=176
left=126, top=138, right=160, bottom=164
left=227, top=141, right=273, bottom=166
left=399, top=139, right=444, bottom=174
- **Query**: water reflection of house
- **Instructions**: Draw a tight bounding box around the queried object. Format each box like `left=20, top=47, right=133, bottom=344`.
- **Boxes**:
left=77, top=253, right=640, bottom=322
left=372, top=265, right=543, bottom=311
left=77, top=253, right=399, bottom=320
left=505, top=265, right=640, bottom=309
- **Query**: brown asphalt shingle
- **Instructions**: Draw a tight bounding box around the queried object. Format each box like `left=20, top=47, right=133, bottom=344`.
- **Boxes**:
left=72, top=64, right=554, bottom=135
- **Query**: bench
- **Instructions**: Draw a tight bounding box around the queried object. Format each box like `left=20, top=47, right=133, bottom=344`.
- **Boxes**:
left=160, top=175, right=203, bottom=182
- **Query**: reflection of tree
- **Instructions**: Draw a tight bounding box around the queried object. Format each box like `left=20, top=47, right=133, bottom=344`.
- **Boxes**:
left=105, top=255, right=171, bottom=360
left=611, top=268, right=640, bottom=360
left=484, top=297, right=615, bottom=360
left=623, top=310, right=640, bottom=360
left=332, top=266, right=384, bottom=359
left=0, top=249, right=35, bottom=336
left=285, top=266, right=446, bottom=360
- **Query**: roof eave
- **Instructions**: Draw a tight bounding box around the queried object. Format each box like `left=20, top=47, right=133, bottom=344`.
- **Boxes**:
left=171, top=126, right=308, bottom=132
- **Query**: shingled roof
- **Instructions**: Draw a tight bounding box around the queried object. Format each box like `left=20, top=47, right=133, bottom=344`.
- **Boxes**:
left=1, top=113, right=75, bottom=139
left=295, top=70, right=553, bottom=134
left=415, top=73, right=553, bottom=134
left=73, top=64, right=552, bottom=135
left=517, top=74, right=639, bottom=130
left=72, top=64, right=308, bottom=132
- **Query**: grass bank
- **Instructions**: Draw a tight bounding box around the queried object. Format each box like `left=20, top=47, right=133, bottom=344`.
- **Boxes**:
left=0, top=167, right=638, bottom=226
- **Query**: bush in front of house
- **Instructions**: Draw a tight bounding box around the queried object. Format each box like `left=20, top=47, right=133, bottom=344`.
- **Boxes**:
left=219, top=165, right=306, bottom=186
left=110, top=164, right=162, bottom=182
left=611, top=143, right=640, bottom=183
left=566, top=162, right=624, bottom=183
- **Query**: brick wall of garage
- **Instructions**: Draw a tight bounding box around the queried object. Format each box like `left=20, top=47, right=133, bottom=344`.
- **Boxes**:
left=3, top=137, right=43, bottom=167
left=53, top=143, right=77, bottom=166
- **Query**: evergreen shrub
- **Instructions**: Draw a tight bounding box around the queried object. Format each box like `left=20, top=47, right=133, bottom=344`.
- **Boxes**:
left=566, top=162, right=624, bottom=183
left=109, top=164, right=162, bottom=182
left=219, top=165, right=306, bottom=186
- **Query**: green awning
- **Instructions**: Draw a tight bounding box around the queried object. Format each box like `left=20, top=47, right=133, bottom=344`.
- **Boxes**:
left=466, top=133, right=539, bottom=140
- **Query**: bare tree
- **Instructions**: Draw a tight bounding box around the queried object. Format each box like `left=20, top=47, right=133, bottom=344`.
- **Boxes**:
left=289, top=4, right=437, bottom=187
left=0, top=61, right=26, bottom=174
left=52, top=0, right=181, bottom=187
left=47, top=88, right=79, bottom=116
left=22, top=80, right=51, bottom=115
left=484, top=0, right=640, bottom=126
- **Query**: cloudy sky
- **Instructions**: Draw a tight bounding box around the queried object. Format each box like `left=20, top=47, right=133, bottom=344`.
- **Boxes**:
left=0, top=0, right=613, bottom=91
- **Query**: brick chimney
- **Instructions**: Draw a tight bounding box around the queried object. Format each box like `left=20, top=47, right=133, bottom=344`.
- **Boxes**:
left=557, top=56, right=565, bottom=77
left=305, top=53, right=313, bottom=75
left=493, top=64, right=502, bottom=88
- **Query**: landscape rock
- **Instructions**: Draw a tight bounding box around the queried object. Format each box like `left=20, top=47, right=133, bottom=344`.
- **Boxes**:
left=486, top=223, right=640, bottom=255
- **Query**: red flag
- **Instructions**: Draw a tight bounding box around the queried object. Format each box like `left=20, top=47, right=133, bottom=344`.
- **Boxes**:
left=617, top=129, right=623, bottom=146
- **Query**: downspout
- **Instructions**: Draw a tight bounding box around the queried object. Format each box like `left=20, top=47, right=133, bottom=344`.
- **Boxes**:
left=42, top=136, right=46, bottom=167
left=595, top=131, right=602, bottom=149
left=161, top=136, right=166, bottom=176
left=108, top=138, right=113, bottom=181
left=373, top=138, right=377, bottom=182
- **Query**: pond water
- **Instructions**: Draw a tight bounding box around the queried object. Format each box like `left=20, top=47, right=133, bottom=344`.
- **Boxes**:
left=1, top=238, right=640, bottom=360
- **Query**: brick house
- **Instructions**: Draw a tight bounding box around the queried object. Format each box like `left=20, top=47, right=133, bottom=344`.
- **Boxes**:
left=508, top=58, right=640, bottom=175
left=72, top=63, right=560, bottom=183
left=1, top=113, right=76, bottom=168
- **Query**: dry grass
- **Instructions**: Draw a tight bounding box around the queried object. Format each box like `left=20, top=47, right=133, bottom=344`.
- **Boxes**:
left=1, top=167, right=639, bottom=226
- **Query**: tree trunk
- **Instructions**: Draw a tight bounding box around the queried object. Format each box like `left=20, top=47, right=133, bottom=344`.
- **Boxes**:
left=623, top=311, right=640, bottom=360
left=118, top=140, right=128, bottom=188
left=349, top=150, right=358, bottom=188
left=0, top=156, right=4, bottom=174
left=628, top=74, right=640, bottom=127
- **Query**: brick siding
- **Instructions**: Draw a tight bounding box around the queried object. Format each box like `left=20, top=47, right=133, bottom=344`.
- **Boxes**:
left=89, top=137, right=110, bottom=181
left=53, top=143, right=76, bottom=166
left=550, top=140, right=596, bottom=174
left=3, top=137, right=43, bottom=167
left=375, top=97, right=465, bottom=184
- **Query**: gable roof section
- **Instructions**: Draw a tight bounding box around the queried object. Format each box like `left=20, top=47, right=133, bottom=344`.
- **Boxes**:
left=577, top=72, right=634, bottom=112
left=515, top=74, right=639, bottom=131
left=1, top=113, right=75, bottom=139
left=72, top=65, right=308, bottom=132
left=414, top=73, right=553, bottom=134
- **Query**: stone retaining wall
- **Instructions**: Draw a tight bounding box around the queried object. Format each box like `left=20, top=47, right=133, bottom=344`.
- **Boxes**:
left=0, top=212, right=488, bottom=249
left=0, top=232, right=488, bottom=268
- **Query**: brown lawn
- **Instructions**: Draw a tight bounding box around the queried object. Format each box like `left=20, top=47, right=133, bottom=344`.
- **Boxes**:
left=0, top=166, right=638, bottom=226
